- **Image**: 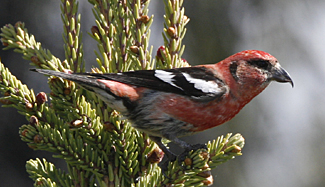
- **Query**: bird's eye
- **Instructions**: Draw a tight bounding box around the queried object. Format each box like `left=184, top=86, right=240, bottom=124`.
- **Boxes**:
left=256, top=61, right=269, bottom=69
left=249, top=60, right=270, bottom=70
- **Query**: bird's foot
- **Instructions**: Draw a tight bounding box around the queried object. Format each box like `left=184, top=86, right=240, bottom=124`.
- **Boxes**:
left=158, top=144, right=208, bottom=179
left=178, top=143, right=207, bottom=164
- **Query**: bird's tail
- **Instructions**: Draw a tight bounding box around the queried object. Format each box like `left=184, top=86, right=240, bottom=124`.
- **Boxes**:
left=30, top=69, right=101, bottom=90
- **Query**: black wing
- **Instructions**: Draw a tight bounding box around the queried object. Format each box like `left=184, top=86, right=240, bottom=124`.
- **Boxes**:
left=83, top=67, right=227, bottom=101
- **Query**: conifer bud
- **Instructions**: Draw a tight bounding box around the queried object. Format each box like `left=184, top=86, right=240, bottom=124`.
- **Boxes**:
left=36, top=92, right=47, bottom=105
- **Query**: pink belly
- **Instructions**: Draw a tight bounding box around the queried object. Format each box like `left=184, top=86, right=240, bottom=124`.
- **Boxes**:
left=158, top=93, right=243, bottom=132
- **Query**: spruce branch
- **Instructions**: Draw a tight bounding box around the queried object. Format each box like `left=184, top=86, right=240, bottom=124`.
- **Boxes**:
left=156, top=0, right=190, bottom=69
left=0, top=23, right=65, bottom=71
left=127, top=0, right=154, bottom=70
left=89, top=0, right=154, bottom=72
left=0, top=61, right=39, bottom=118
left=61, top=0, right=85, bottom=72
left=26, top=158, right=75, bottom=187
left=0, top=60, right=109, bottom=180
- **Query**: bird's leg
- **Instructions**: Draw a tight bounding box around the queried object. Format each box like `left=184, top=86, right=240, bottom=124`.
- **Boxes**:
left=167, top=136, right=207, bottom=164
left=150, top=135, right=207, bottom=173
left=149, top=136, right=177, bottom=174
left=149, top=136, right=177, bottom=161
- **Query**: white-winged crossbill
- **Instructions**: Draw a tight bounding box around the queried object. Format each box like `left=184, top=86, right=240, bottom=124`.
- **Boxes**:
left=31, top=50, right=293, bottom=165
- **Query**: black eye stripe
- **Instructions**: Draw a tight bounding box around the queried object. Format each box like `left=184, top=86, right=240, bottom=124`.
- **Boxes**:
left=229, top=62, right=238, bottom=81
left=247, top=59, right=271, bottom=70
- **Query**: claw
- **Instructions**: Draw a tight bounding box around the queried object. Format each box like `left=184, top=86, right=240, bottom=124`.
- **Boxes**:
left=178, top=143, right=207, bottom=164
left=187, top=143, right=207, bottom=150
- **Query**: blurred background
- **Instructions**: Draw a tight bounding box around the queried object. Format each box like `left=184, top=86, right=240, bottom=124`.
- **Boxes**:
left=0, top=0, right=324, bottom=186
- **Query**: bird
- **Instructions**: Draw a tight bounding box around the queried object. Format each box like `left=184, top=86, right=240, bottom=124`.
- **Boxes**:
left=31, top=50, right=293, bottom=165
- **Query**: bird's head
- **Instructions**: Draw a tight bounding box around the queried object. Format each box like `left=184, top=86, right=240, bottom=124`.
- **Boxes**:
left=218, top=50, right=293, bottom=99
